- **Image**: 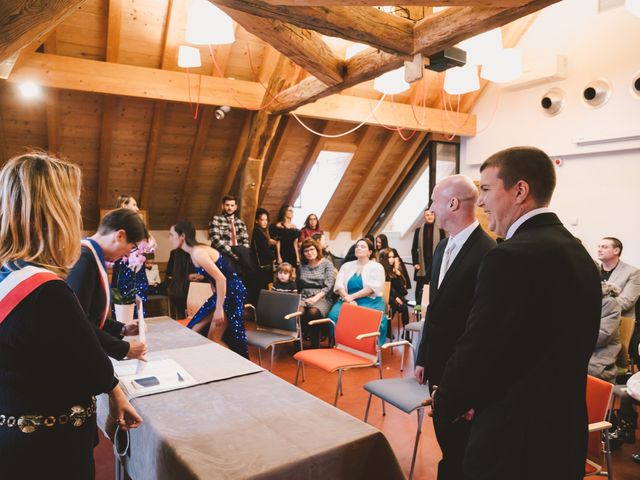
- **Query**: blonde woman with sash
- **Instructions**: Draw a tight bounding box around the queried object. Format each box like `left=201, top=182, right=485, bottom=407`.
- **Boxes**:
left=0, top=153, right=142, bottom=478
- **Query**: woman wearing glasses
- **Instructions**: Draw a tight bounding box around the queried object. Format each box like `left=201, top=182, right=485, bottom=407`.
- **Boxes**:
left=66, top=208, right=149, bottom=360
left=0, top=153, right=142, bottom=478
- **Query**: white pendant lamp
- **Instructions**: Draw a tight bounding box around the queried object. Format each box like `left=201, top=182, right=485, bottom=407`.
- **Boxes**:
left=373, top=67, right=410, bottom=95
left=186, top=0, right=235, bottom=45
left=458, top=28, right=502, bottom=66
left=178, top=45, right=202, bottom=68
left=480, top=48, right=522, bottom=83
left=626, top=0, right=640, bottom=17
left=443, top=65, right=480, bottom=95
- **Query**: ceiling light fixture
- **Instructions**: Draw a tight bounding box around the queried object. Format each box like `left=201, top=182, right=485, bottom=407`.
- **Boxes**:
left=480, top=48, right=523, bottom=83
left=19, top=82, right=41, bottom=98
left=186, top=0, right=235, bottom=45
left=178, top=45, right=202, bottom=68
left=458, top=28, right=503, bottom=66
left=373, top=67, right=410, bottom=95
left=443, top=65, right=480, bottom=95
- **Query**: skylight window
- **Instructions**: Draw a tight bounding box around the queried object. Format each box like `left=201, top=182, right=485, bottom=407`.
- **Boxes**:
left=292, top=150, right=353, bottom=227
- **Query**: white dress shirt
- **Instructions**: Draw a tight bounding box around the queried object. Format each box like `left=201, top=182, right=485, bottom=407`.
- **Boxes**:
left=438, top=220, right=479, bottom=287
left=505, top=207, right=551, bottom=240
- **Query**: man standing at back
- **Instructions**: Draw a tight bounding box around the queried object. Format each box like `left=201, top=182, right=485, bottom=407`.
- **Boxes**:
left=412, top=209, right=444, bottom=305
left=415, top=175, right=495, bottom=480
left=431, top=147, right=601, bottom=479
left=208, top=195, right=249, bottom=272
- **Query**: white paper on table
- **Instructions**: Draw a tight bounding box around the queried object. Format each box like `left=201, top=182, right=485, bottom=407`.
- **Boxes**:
left=112, top=356, right=196, bottom=399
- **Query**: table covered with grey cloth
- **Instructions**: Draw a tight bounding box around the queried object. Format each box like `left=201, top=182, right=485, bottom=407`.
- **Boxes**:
left=98, top=317, right=404, bottom=480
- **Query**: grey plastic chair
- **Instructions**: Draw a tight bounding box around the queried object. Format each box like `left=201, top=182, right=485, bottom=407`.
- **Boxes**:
left=363, top=342, right=430, bottom=480
left=245, top=290, right=303, bottom=375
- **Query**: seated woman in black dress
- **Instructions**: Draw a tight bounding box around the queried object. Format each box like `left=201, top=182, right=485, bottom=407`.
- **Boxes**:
left=379, top=248, right=410, bottom=337
left=0, top=152, right=142, bottom=479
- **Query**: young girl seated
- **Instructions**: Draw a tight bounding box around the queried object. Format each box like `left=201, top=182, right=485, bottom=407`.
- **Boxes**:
left=379, top=248, right=410, bottom=338
left=272, top=262, right=297, bottom=293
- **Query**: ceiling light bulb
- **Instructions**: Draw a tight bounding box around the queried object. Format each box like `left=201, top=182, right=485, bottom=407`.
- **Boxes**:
left=19, top=82, right=41, bottom=98
left=480, top=48, right=522, bottom=83
left=373, top=67, right=410, bottom=95
left=443, top=65, right=480, bottom=95
left=186, top=0, right=235, bottom=45
left=178, top=45, right=202, bottom=68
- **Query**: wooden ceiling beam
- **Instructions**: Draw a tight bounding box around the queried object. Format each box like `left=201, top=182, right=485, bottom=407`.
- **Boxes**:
left=177, top=106, right=215, bottom=220
left=139, top=101, right=166, bottom=209
left=270, top=1, right=558, bottom=114
left=0, top=0, right=89, bottom=63
left=258, top=116, right=292, bottom=200
left=8, top=53, right=265, bottom=109
left=0, top=88, right=7, bottom=166
left=294, top=92, right=476, bottom=135
left=43, top=32, right=59, bottom=154
left=220, top=7, right=344, bottom=86
left=262, top=1, right=530, bottom=5
left=320, top=125, right=377, bottom=237
left=212, top=111, right=254, bottom=218
left=212, top=1, right=414, bottom=55
left=354, top=131, right=427, bottom=236
left=333, top=130, right=400, bottom=235
left=286, top=120, right=329, bottom=206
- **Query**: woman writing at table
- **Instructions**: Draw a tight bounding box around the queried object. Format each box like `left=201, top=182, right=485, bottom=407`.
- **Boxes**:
left=0, top=152, right=141, bottom=478
left=328, top=238, right=388, bottom=343
left=66, top=208, right=148, bottom=360
left=169, top=221, right=249, bottom=358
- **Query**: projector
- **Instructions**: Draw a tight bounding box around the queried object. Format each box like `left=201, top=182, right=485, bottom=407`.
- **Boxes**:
left=426, top=47, right=467, bottom=72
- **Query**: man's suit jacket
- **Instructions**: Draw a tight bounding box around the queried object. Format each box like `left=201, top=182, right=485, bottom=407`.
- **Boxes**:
left=605, top=260, right=640, bottom=319
left=416, top=225, right=496, bottom=386
left=435, top=213, right=601, bottom=480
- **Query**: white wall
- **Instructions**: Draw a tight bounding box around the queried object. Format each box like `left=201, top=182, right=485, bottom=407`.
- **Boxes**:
left=461, top=0, right=640, bottom=266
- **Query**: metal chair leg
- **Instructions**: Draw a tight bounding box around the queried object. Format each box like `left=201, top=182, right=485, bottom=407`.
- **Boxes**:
left=400, top=345, right=405, bottom=372
left=409, top=408, right=425, bottom=480
left=294, top=361, right=301, bottom=385
left=604, top=429, right=613, bottom=480
left=382, top=399, right=386, bottom=416
left=334, top=370, right=343, bottom=406
left=364, top=393, right=372, bottom=422
left=270, top=345, right=275, bottom=372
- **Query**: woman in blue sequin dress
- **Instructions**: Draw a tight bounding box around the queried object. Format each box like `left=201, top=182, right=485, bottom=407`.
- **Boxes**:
left=169, top=221, right=248, bottom=358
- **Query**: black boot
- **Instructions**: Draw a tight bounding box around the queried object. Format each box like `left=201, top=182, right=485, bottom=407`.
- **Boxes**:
left=608, top=410, right=637, bottom=449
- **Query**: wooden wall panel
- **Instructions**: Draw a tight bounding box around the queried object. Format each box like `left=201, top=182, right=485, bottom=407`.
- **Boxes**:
left=55, top=0, right=107, bottom=61
left=0, top=84, right=48, bottom=158
left=118, top=0, right=169, bottom=68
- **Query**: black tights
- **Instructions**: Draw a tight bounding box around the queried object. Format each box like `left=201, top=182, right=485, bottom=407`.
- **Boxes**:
left=301, top=307, right=325, bottom=349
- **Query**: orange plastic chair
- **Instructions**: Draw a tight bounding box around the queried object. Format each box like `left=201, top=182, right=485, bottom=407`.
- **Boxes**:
left=293, top=303, right=384, bottom=406
left=585, top=375, right=614, bottom=478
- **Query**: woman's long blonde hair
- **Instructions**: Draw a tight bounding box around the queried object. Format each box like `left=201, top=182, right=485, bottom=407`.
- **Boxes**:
left=0, top=152, right=82, bottom=276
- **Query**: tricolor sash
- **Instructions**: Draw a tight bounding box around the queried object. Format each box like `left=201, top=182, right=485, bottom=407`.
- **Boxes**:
left=0, top=265, right=60, bottom=325
left=81, top=239, right=111, bottom=329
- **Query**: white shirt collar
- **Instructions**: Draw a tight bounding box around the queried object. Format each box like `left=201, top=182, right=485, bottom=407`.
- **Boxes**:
left=448, top=220, right=479, bottom=249
left=505, top=207, right=551, bottom=240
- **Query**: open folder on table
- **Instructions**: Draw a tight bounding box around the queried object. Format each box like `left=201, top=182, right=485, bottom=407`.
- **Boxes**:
left=112, top=357, right=196, bottom=398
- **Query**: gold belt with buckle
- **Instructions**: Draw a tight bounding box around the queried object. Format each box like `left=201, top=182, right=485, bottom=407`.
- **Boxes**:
left=0, top=397, right=96, bottom=434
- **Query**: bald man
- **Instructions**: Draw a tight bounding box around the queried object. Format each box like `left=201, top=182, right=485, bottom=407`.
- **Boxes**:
left=415, top=174, right=496, bottom=480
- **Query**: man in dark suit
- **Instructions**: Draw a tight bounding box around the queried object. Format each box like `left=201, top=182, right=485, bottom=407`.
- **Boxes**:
left=429, top=147, right=601, bottom=479
left=415, top=174, right=496, bottom=480
left=411, top=209, right=444, bottom=305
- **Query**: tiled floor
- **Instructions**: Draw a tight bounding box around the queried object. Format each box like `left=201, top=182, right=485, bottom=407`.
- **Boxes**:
left=95, top=321, right=640, bottom=479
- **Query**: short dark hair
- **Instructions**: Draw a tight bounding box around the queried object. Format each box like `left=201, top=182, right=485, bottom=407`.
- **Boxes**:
left=222, top=195, right=237, bottom=204
left=98, top=209, right=148, bottom=243
left=300, top=237, right=323, bottom=264
left=255, top=207, right=270, bottom=222
left=602, top=237, right=623, bottom=255
left=356, top=237, right=375, bottom=259
left=480, top=146, right=556, bottom=206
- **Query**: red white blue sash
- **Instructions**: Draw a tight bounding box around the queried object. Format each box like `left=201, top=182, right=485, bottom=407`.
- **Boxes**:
left=81, top=240, right=111, bottom=329
left=0, top=265, right=60, bottom=325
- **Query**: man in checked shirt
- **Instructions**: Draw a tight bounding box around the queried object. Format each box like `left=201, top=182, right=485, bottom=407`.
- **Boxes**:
left=208, top=195, right=250, bottom=273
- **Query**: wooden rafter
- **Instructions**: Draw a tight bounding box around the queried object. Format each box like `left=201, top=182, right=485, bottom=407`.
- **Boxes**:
left=43, top=31, right=59, bottom=154
left=262, top=1, right=531, bottom=5
left=320, top=125, right=378, bottom=238
left=212, top=111, right=253, bottom=217
left=258, top=46, right=280, bottom=85
left=333, top=130, right=399, bottom=234
left=177, top=106, right=215, bottom=220
left=353, top=132, right=427, bottom=236
left=286, top=120, right=329, bottom=205
left=0, top=88, right=7, bottom=165
left=220, top=7, right=344, bottom=86
left=0, top=0, right=89, bottom=63
left=238, top=55, right=298, bottom=233
left=257, top=116, right=292, bottom=199
left=270, top=1, right=559, bottom=115
left=211, top=0, right=414, bottom=55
